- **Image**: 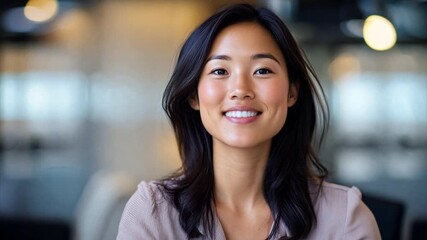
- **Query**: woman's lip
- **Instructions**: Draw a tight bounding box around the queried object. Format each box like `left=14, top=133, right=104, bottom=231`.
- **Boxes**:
left=223, top=106, right=261, bottom=113
left=224, top=112, right=260, bottom=124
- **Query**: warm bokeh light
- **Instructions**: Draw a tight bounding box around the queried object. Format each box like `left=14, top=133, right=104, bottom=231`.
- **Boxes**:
left=328, top=53, right=361, bottom=81
left=363, top=15, right=397, bottom=51
left=24, top=0, right=58, bottom=22
left=53, top=8, right=92, bottom=49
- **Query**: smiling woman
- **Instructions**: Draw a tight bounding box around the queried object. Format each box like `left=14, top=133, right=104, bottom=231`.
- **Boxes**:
left=117, top=3, right=381, bottom=240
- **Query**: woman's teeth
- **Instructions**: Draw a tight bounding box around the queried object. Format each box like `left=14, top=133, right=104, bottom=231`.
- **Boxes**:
left=225, top=111, right=258, bottom=118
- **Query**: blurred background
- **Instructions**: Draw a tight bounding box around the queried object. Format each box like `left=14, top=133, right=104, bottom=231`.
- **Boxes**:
left=0, top=0, right=426, bottom=239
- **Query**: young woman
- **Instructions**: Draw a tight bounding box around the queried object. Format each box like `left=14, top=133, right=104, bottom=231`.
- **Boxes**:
left=117, top=3, right=380, bottom=240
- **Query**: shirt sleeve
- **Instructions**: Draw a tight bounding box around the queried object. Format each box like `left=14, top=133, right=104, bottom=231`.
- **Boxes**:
left=116, top=182, right=161, bottom=240
left=344, top=187, right=382, bottom=240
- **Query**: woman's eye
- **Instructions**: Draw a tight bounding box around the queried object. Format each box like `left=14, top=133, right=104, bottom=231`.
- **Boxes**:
left=211, top=69, right=228, bottom=75
left=255, top=68, right=272, bottom=75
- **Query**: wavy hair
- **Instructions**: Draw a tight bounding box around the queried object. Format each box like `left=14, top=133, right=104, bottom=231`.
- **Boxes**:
left=161, top=3, right=329, bottom=239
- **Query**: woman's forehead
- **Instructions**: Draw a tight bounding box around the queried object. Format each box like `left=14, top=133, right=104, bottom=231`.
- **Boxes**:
left=207, top=22, right=285, bottom=64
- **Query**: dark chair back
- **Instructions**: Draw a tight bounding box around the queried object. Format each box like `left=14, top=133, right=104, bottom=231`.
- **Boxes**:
left=0, top=217, right=71, bottom=240
left=410, top=218, right=427, bottom=240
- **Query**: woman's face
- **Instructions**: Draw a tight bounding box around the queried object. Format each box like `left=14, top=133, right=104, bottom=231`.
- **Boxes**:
left=190, top=22, right=297, bottom=150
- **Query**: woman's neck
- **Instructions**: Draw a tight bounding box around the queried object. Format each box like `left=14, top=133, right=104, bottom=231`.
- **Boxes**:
left=213, top=140, right=270, bottom=212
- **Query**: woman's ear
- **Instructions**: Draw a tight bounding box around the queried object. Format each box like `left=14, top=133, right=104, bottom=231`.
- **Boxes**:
left=287, top=83, right=298, bottom=107
left=189, top=95, right=200, bottom=110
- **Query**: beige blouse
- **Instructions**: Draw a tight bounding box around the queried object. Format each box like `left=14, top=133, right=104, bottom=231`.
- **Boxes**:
left=117, top=181, right=381, bottom=239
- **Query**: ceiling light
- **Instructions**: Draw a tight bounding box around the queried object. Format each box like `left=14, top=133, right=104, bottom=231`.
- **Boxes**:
left=24, top=0, right=58, bottom=23
left=363, top=15, right=397, bottom=51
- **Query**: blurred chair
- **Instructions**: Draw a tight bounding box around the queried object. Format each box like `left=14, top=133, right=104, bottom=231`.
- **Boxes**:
left=73, top=170, right=137, bottom=240
left=362, top=193, right=405, bottom=240
left=410, top=218, right=427, bottom=240
left=0, top=217, right=70, bottom=240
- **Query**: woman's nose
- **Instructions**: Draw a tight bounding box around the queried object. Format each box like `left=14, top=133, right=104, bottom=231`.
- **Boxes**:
left=229, top=73, right=255, bottom=100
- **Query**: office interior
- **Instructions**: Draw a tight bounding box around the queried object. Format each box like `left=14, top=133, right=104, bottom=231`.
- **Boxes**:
left=0, top=0, right=426, bottom=239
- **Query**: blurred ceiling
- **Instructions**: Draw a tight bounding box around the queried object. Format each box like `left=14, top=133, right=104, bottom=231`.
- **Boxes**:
left=272, top=0, right=427, bottom=44
left=0, top=0, right=90, bottom=41
left=0, top=0, right=426, bottom=45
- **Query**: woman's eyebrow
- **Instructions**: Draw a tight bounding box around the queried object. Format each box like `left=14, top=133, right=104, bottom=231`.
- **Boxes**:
left=205, top=53, right=280, bottom=64
left=251, top=53, right=280, bottom=64
left=205, top=55, right=231, bottom=63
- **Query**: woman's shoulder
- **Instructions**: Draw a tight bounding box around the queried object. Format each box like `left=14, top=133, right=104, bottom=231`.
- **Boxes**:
left=117, top=180, right=187, bottom=239
left=135, top=180, right=167, bottom=202
left=124, top=180, right=170, bottom=213
left=309, top=180, right=362, bottom=218
left=307, top=181, right=381, bottom=239
left=315, top=181, right=362, bottom=198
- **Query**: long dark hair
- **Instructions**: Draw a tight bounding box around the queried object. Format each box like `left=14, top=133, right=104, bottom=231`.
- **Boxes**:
left=161, top=3, right=328, bottom=239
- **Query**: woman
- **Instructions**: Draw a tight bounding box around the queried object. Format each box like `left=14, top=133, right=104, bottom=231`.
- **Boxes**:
left=117, top=3, right=380, bottom=240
